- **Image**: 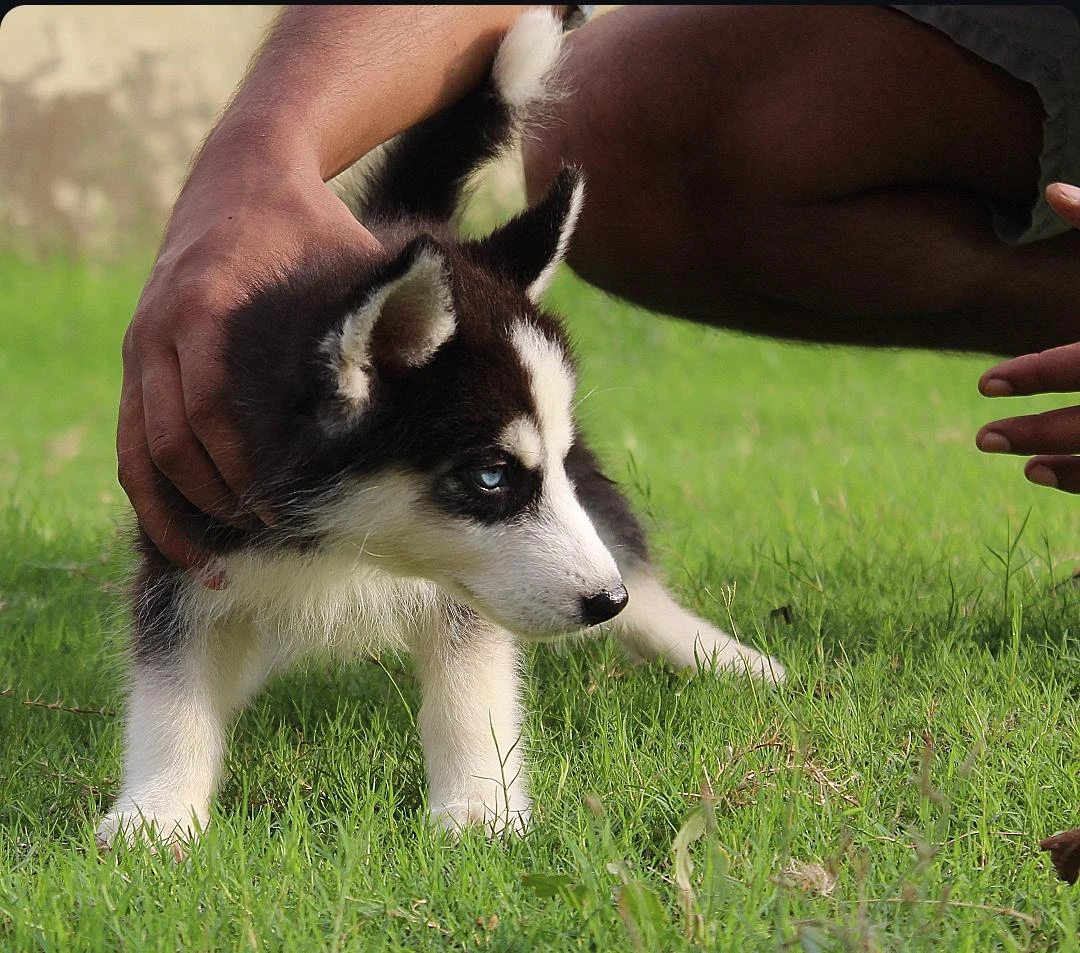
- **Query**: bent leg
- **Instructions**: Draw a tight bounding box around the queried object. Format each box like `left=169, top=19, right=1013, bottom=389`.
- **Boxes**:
left=525, top=5, right=1080, bottom=356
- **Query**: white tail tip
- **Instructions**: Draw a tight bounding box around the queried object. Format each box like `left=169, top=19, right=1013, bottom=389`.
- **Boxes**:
left=492, top=9, right=566, bottom=111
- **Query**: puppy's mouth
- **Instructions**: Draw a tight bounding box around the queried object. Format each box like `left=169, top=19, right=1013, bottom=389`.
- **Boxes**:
left=443, top=579, right=580, bottom=640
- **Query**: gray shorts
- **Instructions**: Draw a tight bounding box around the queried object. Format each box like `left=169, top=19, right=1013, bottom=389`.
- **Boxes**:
left=892, top=5, right=1080, bottom=244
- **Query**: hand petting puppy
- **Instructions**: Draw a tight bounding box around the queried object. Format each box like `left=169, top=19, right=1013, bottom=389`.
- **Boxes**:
left=976, top=183, right=1080, bottom=492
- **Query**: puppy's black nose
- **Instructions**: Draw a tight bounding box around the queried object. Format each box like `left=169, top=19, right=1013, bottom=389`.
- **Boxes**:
left=579, top=585, right=628, bottom=626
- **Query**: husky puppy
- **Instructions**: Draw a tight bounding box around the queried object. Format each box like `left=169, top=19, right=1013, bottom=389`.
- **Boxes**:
left=97, top=10, right=784, bottom=850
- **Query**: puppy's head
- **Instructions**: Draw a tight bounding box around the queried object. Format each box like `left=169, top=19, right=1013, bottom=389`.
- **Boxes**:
left=231, top=169, right=627, bottom=637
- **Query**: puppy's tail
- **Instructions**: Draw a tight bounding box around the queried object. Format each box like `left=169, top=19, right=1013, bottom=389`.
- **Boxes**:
left=331, top=8, right=567, bottom=224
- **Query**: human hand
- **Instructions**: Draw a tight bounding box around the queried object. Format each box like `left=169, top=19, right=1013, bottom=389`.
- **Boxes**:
left=118, top=125, right=379, bottom=577
left=975, top=183, right=1080, bottom=492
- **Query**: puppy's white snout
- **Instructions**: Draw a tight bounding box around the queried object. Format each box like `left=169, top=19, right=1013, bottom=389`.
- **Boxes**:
left=579, top=583, right=628, bottom=627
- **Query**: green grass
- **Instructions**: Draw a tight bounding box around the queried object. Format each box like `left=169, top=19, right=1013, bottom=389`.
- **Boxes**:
left=2, top=252, right=1079, bottom=951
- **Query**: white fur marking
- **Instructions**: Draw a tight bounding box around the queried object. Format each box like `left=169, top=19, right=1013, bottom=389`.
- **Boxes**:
left=492, top=9, right=565, bottom=111
left=499, top=416, right=543, bottom=469
left=96, top=632, right=270, bottom=850
left=322, top=467, right=617, bottom=637
left=333, top=247, right=455, bottom=407
left=338, top=364, right=371, bottom=405
left=511, top=323, right=576, bottom=461
left=526, top=174, right=585, bottom=303
left=327, top=139, right=392, bottom=219
left=383, top=250, right=456, bottom=367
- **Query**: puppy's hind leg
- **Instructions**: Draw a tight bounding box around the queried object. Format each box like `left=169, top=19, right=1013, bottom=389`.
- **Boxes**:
left=413, top=606, right=530, bottom=836
left=611, top=563, right=786, bottom=684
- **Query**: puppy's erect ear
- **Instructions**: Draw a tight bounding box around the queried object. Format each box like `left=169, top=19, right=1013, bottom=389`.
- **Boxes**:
left=328, top=237, right=456, bottom=408
left=465, top=166, right=584, bottom=304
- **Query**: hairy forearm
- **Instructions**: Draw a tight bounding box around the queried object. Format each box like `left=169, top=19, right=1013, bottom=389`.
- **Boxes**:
left=207, top=5, right=548, bottom=180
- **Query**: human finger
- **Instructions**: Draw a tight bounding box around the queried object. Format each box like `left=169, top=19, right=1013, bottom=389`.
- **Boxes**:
left=141, top=357, right=258, bottom=528
left=978, top=342, right=1080, bottom=398
left=1024, top=455, right=1080, bottom=494
left=1045, top=182, right=1080, bottom=228
left=976, top=404, right=1080, bottom=457
left=117, top=376, right=216, bottom=572
left=172, top=340, right=278, bottom=526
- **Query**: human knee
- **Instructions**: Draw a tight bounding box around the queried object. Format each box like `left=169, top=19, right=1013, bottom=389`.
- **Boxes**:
left=518, top=7, right=799, bottom=236
left=521, top=103, right=569, bottom=208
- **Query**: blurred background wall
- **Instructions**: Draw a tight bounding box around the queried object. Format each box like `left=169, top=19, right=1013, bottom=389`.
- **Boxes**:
left=0, top=6, right=287, bottom=259
left=0, top=5, right=560, bottom=262
left=0, top=6, right=282, bottom=259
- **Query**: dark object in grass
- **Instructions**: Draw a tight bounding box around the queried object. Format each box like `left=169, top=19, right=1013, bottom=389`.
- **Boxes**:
left=769, top=605, right=794, bottom=625
left=1040, top=827, right=1080, bottom=885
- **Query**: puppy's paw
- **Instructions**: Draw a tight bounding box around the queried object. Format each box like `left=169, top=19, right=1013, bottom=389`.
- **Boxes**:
left=430, top=794, right=532, bottom=839
left=96, top=801, right=206, bottom=859
left=686, top=623, right=786, bottom=685
left=708, top=643, right=787, bottom=685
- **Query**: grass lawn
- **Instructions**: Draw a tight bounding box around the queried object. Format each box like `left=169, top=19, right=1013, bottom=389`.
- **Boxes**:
left=1, top=251, right=1078, bottom=950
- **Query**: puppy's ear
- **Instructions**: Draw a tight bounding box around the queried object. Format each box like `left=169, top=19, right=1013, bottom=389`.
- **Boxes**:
left=465, top=166, right=584, bottom=304
left=328, top=237, right=456, bottom=409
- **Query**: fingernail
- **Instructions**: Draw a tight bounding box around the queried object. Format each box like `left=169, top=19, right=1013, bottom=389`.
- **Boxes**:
left=980, top=377, right=1013, bottom=397
left=1049, top=182, right=1080, bottom=206
left=977, top=431, right=1011, bottom=453
left=1027, top=464, right=1058, bottom=489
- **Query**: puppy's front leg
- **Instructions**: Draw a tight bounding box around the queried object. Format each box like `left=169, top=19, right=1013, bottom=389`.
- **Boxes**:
left=97, top=617, right=270, bottom=852
left=413, top=611, right=530, bottom=835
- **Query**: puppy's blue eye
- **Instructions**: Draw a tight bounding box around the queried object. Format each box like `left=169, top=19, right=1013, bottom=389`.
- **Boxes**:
left=470, top=466, right=508, bottom=491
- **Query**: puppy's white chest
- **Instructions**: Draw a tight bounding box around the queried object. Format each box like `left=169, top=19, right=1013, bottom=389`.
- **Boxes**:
left=197, top=547, right=442, bottom=656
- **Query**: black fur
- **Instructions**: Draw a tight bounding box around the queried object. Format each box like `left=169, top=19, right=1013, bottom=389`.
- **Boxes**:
left=465, top=168, right=583, bottom=294
left=567, top=441, right=650, bottom=564
left=132, top=542, right=193, bottom=665
left=360, top=81, right=516, bottom=223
